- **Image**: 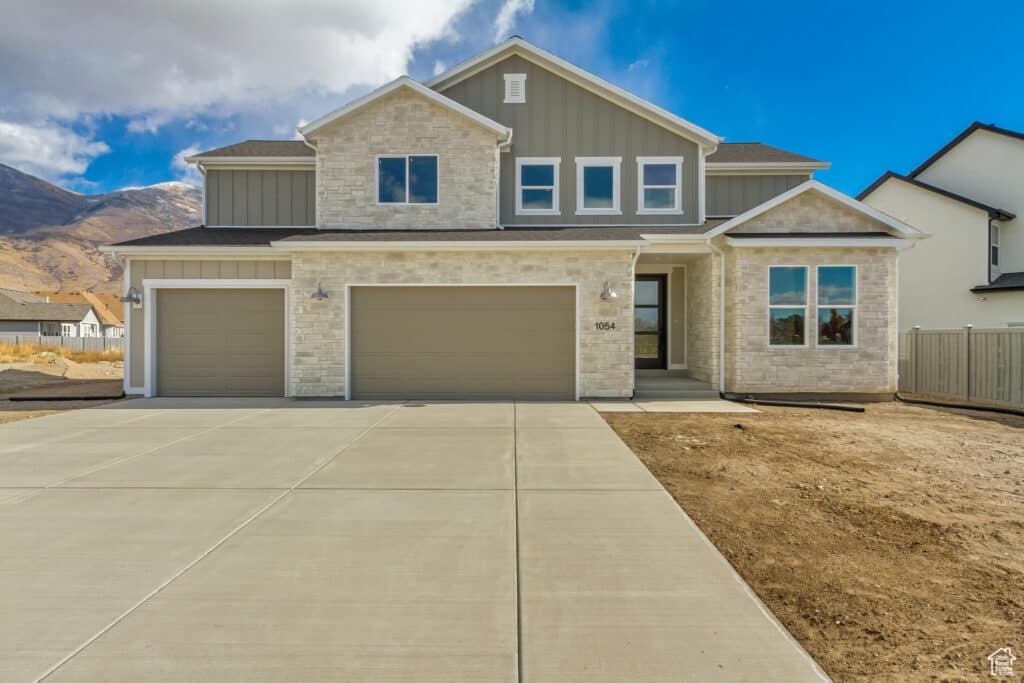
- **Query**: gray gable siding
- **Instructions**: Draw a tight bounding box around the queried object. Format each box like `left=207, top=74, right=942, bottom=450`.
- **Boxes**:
left=441, top=55, right=700, bottom=226
left=206, top=170, right=315, bottom=227
left=706, top=174, right=808, bottom=217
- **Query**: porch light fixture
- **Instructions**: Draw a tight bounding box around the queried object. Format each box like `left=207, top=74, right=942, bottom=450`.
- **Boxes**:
left=120, top=287, right=142, bottom=305
left=600, top=281, right=618, bottom=301
left=311, top=282, right=329, bottom=301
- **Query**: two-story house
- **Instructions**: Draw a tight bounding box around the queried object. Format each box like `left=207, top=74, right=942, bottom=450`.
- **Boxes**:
left=859, top=122, right=1023, bottom=329
left=104, top=37, right=922, bottom=400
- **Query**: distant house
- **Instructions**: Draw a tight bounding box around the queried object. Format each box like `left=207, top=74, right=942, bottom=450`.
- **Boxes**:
left=0, top=288, right=103, bottom=337
left=33, top=291, right=125, bottom=338
left=860, top=122, right=1022, bottom=329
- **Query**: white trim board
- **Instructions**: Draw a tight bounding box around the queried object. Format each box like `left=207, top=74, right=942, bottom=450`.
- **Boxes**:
left=705, top=180, right=922, bottom=238
left=726, top=237, right=912, bottom=249
left=299, top=76, right=511, bottom=139
left=141, top=279, right=292, bottom=399
left=425, top=37, right=721, bottom=149
left=344, top=283, right=580, bottom=401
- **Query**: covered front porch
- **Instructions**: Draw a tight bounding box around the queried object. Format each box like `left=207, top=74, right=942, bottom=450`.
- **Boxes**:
left=632, top=251, right=720, bottom=399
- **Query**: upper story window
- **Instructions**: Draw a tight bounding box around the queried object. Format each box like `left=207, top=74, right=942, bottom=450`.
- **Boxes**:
left=768, top=266, right=808, bottom=347
left=377, top=155, right=438, bottom=205
left=575, top=157, right=621, bottom=215
left=817, top=266, right=856, bottom=347
left=503, top=73, right=527, bottom=103
left=991, top=224, right=1000, bottom=268
left=516, top=157, right=560, bottom=215
left=636, top=157, right=683, bottom=214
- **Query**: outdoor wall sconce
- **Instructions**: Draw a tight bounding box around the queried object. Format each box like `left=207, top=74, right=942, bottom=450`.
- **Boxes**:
left=600, top=281, right=618, bottom=301
left=120, top=286, right=142, bottom=306
left=311, top=282, right=329, bottom=301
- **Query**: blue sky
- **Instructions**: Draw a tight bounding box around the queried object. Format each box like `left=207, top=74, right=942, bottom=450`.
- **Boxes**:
left=3, top=0, right=1022, bottom=196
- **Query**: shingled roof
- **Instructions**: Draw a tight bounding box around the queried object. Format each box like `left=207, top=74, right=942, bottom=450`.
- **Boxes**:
left=706, top=142, right=826, bottom=165
left=0, top=289, right=93, bottom=322
left=188, top=140, right=314, bottom=159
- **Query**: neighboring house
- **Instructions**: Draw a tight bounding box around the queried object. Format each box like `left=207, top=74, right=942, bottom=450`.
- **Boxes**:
left=0, top=288, right=101, bottom=337
left=33, top=291, right=126, bottom=337
left=103, top=37, right=922, bottom=400
left=859, top=122, right=1023, bottom=329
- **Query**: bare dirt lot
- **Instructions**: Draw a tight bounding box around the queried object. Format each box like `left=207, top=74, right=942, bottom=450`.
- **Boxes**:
left=604, top=402, right=1024, bottom=682
left=0, top=357, right=123, bottom=424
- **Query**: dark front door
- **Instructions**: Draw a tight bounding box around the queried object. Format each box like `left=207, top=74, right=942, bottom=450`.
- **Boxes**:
left=634, top=275, right=667, bottom=369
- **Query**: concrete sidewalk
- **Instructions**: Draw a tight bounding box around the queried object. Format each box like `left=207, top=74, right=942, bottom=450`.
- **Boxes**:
left=0, top=399, right=828, bottom=682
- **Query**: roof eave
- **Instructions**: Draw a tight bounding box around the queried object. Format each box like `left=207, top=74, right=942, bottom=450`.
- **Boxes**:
left=298, top=76, right=510, bottom=140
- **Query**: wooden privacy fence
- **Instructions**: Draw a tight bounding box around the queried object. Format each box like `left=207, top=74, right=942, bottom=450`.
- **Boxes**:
left=900, top=327, right=1024, bottom=409
left=0, top=334, right=124, bottom=352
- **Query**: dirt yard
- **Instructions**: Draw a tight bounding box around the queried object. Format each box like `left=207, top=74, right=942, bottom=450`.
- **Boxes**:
left=0, top=356, right=123, bottom=424
left=605, top=402, right=1024, bottom=682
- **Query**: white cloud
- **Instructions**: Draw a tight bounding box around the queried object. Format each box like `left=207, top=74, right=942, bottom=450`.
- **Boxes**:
left=171, top=144, right=203, bottom=186
left=0, top=119, right=109, bottom=180
left=1, top=1, right=476, bottom=124
left=493, top=0, right=534, bottom=41
left=628, top=59, right=650, bottom=72
left=433, top=60, right=447, bottom=76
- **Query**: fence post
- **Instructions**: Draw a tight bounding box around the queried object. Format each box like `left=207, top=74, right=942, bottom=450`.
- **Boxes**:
left=912, top=326, right=920, bottom=394
left=964, top=324, right=973, bottom=402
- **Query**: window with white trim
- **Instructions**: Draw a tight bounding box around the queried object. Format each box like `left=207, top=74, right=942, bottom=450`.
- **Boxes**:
left=991, top=224, right=1000, bottom=268
left=61, top=323, right=75, bottom=337
left=816, top=265, right=856, bottom=347
left=575, top=157, right=621, bottom=215
left=637, top=156, right=683, bottom=214
left=515, top=157, right=560, bottom=215
left=768, top=266, right=807, bottom=347
left=377, top=155, right=438, bottom=204
left=503, top=74, right=526, bottom=103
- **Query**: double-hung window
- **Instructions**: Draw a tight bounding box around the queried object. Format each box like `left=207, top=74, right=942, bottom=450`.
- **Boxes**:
left=575, top=157, right=621, bottom=215
left=636, top=157, right=683, bottom=214
left=768, top=266, right=808, bottom=347
left=515, top=157, right=560, bottom=215
left=377, top=155, right=438, bottom=205
left=817, top=266, right=856, bottom=347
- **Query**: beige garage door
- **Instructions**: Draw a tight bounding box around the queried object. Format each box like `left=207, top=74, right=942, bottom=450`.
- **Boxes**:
left=350, top=286, right=575, bottom=400
left=156, top=288, right=285, bottom=397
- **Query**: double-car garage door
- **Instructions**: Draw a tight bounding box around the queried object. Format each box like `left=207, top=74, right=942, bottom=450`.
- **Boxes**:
left=154, top=285, right=575, bottom=399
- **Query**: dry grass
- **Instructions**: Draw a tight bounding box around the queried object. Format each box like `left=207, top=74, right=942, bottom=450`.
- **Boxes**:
left=0, top=341, right=122, bottom=364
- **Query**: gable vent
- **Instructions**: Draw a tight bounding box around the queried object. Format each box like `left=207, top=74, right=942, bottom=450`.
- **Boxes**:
left=504, top=73, right=526, bottom=103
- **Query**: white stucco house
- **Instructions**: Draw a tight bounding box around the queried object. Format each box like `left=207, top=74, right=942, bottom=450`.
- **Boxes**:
left=860, top=122, right=1023, bottom=329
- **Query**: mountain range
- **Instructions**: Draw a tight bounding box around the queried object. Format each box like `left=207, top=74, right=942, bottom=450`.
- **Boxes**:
left=0, top=163, right=201, bottom=293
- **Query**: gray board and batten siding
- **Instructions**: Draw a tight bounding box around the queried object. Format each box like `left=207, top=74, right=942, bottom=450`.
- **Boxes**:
left=205, top=170, right=316, bottom=227
left=706, top=174, right=809, bottom=217
left=439, top=54, right=701, bottom=226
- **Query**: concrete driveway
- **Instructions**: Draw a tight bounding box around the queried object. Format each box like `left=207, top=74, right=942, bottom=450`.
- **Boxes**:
left=0, top=399, right=828, bottom=682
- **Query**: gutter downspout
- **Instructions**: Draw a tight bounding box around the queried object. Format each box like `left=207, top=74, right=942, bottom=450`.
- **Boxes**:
left=300, top=136, right=319, bottom=228
left=707, top=238, right=726, bottom=395
left=496, top=129, right=513, bottom=229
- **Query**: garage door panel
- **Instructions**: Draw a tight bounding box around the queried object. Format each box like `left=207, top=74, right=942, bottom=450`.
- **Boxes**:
left=350, top=286, right=574, bottom=400
left=156, top=289, right=285, bottom=397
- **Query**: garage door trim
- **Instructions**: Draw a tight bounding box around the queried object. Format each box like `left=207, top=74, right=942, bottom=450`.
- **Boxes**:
left=345, top=283, right=579, bottom=400
left=142, top=278, right=291, bottom=398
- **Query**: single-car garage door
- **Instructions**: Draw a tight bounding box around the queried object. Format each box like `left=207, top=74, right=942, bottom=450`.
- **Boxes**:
left=156, top=288, right=285, bottom=396
left=350, top=286, right=575, bottom=400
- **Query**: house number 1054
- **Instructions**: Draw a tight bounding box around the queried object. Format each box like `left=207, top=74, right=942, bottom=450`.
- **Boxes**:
left=594, top=321, right=617, bottom=331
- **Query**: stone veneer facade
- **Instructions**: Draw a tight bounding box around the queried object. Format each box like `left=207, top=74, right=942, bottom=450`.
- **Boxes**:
left=289, top=250, right=636, bottom=398
left=738, top=191, right=893, bottom=234
left=723, top=246, right=898, bottom=395
left=685, top=253, right=720, bottom=385
left=310, top=89, right=501, bottom=230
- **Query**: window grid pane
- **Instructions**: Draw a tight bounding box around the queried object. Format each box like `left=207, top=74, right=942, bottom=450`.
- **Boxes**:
left=769, top=266, right=807, bottom=305
left=818, top=307, right=854, bottom=346
left=817, top=266, right=855, bottom=305
left=770, top=308, right=806, bottom=346
left=408, top=156, right=438, bottom=204
left=377, top=157, right=407, bottom=203
left=583, top=165, right=614, bottom=208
